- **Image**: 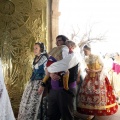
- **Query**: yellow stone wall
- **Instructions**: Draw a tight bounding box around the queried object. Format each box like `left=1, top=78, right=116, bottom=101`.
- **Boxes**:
left=0, top=0, right=47, bottom=117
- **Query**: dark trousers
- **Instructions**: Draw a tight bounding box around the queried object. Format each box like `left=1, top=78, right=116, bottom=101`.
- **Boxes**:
left=76, top=76, right=83, bottom=106
left=48, top=88, right=76, bottom=120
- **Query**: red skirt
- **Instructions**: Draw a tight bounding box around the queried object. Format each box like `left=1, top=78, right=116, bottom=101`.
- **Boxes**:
left=77, top=74, right=118, bottom=116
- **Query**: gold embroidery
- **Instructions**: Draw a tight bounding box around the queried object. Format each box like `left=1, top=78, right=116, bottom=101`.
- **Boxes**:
left=86, top=55, right=102, bottom=78
left=98, top=111, right=102, bottom=113
left=107, top=109, right=111, bottom=112
left=79, top=103, right=117, bottom=110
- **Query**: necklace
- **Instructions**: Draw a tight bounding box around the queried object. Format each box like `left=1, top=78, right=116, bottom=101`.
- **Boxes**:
left=33, top=54, right=43, bottom=65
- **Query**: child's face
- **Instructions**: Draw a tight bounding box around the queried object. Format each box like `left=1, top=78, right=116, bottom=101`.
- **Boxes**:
left=83, top=48, right=91, bottom=56
left=67, top=44, right=75, bottom=50
left=34, top=44, right=41, bottom=56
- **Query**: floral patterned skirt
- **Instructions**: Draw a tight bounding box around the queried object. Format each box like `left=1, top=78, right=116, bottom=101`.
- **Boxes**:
left=17, top=80, right=48, bottom=120
left=77, top=74, right=118, bottom=116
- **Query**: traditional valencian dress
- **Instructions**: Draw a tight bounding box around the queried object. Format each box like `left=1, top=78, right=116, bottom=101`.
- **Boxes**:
left=18, top=54, right=47, bottom=120
left=0, top=60, right=15, bottom=120
left=103, top=57, right=113, bottom=84
left=112, top=60, right=120, bottom=103
left=77, top=54, right=118, bottom=116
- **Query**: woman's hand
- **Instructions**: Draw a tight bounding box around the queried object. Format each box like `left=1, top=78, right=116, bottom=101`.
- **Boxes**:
left=90, top=69, right=102, bottom=73
left=89, top=69, right=97, bottom=73
left=50, top=73, right=60, bottom=80
left=76, top=77, right=81, bottom=85
left=38, top=86, right=44, bottom=95
left=85, top=68, right=97, bottom=73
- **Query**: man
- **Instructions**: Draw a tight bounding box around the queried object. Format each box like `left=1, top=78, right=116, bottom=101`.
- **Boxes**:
left=47, top=35, right=81, bottom=120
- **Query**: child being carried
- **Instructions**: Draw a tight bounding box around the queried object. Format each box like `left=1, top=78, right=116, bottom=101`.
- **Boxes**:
left=38, top=40, right=76, bottom=95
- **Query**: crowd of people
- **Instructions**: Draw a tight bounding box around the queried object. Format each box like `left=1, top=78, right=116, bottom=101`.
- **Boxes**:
left=0, top=35, right=119, bottom=120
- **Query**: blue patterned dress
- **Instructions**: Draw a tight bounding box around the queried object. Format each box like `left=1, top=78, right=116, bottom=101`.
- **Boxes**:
left=18, top=55, right=47, bottom=120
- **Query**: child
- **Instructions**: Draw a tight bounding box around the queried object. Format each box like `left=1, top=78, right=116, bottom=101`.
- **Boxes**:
left=38, top=40, right=76, bottom=94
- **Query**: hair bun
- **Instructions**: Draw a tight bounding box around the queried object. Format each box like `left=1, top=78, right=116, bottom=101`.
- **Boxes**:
left=84, top=44, right=91, bottom=50
left=35, top=42, right=45, bottom=53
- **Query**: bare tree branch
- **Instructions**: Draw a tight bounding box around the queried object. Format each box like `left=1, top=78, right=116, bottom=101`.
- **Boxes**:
left=70, top=25, right=80, bottom=40
left=68, top=24, right=106, bottom=51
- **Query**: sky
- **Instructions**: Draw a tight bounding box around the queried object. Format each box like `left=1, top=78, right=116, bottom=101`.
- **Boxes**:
left=59, top=0, right=120, bottom=54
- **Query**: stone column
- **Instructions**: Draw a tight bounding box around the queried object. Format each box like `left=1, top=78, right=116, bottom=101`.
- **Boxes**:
left=51, top=0, right=60, bottom=47
left=46, top=0, right=52, bottom=51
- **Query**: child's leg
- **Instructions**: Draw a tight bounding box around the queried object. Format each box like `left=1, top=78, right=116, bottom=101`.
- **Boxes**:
left=63, top=70, right=69, bottom=90
left=42, top=68, right=50, bottom=83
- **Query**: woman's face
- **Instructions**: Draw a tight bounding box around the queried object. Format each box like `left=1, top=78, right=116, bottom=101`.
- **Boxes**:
left=114, top=54, right=119, bottom=60
left=83, top=48, right=90, bottom=56
left=56, top=37, right=65, bottom=46
left=34, top=44, right=41, bottom=56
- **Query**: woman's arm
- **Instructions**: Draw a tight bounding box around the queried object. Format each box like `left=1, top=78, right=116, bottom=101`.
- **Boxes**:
left=77, top=69, right=81, bottom=84
left=90, top=67, right=103, bottom=73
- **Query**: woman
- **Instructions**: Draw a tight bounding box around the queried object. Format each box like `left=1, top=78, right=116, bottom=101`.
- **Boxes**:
left=112, top=53, right=120, bottom=104
left=103, top=53, right=113, bottom=84
left=77, top=45, right=118, bottom=120
left=18, top=42, right=48, bottom=120
left=0, top=59, right=15, bottom=120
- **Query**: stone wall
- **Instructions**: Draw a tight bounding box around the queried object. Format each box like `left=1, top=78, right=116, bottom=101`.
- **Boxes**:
left=51, top=0, right=60, bottom=47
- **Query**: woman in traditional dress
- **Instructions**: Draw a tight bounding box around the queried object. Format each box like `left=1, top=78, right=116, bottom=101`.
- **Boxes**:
left=0, top=59, right=15, bottom=120
left=77, top=45, right=118, bottom=120
left=111, top=53, right=120, bottom=104
left=103, top=53, right=113, bottom=84
left=17, top=42, right=48, bottom=120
